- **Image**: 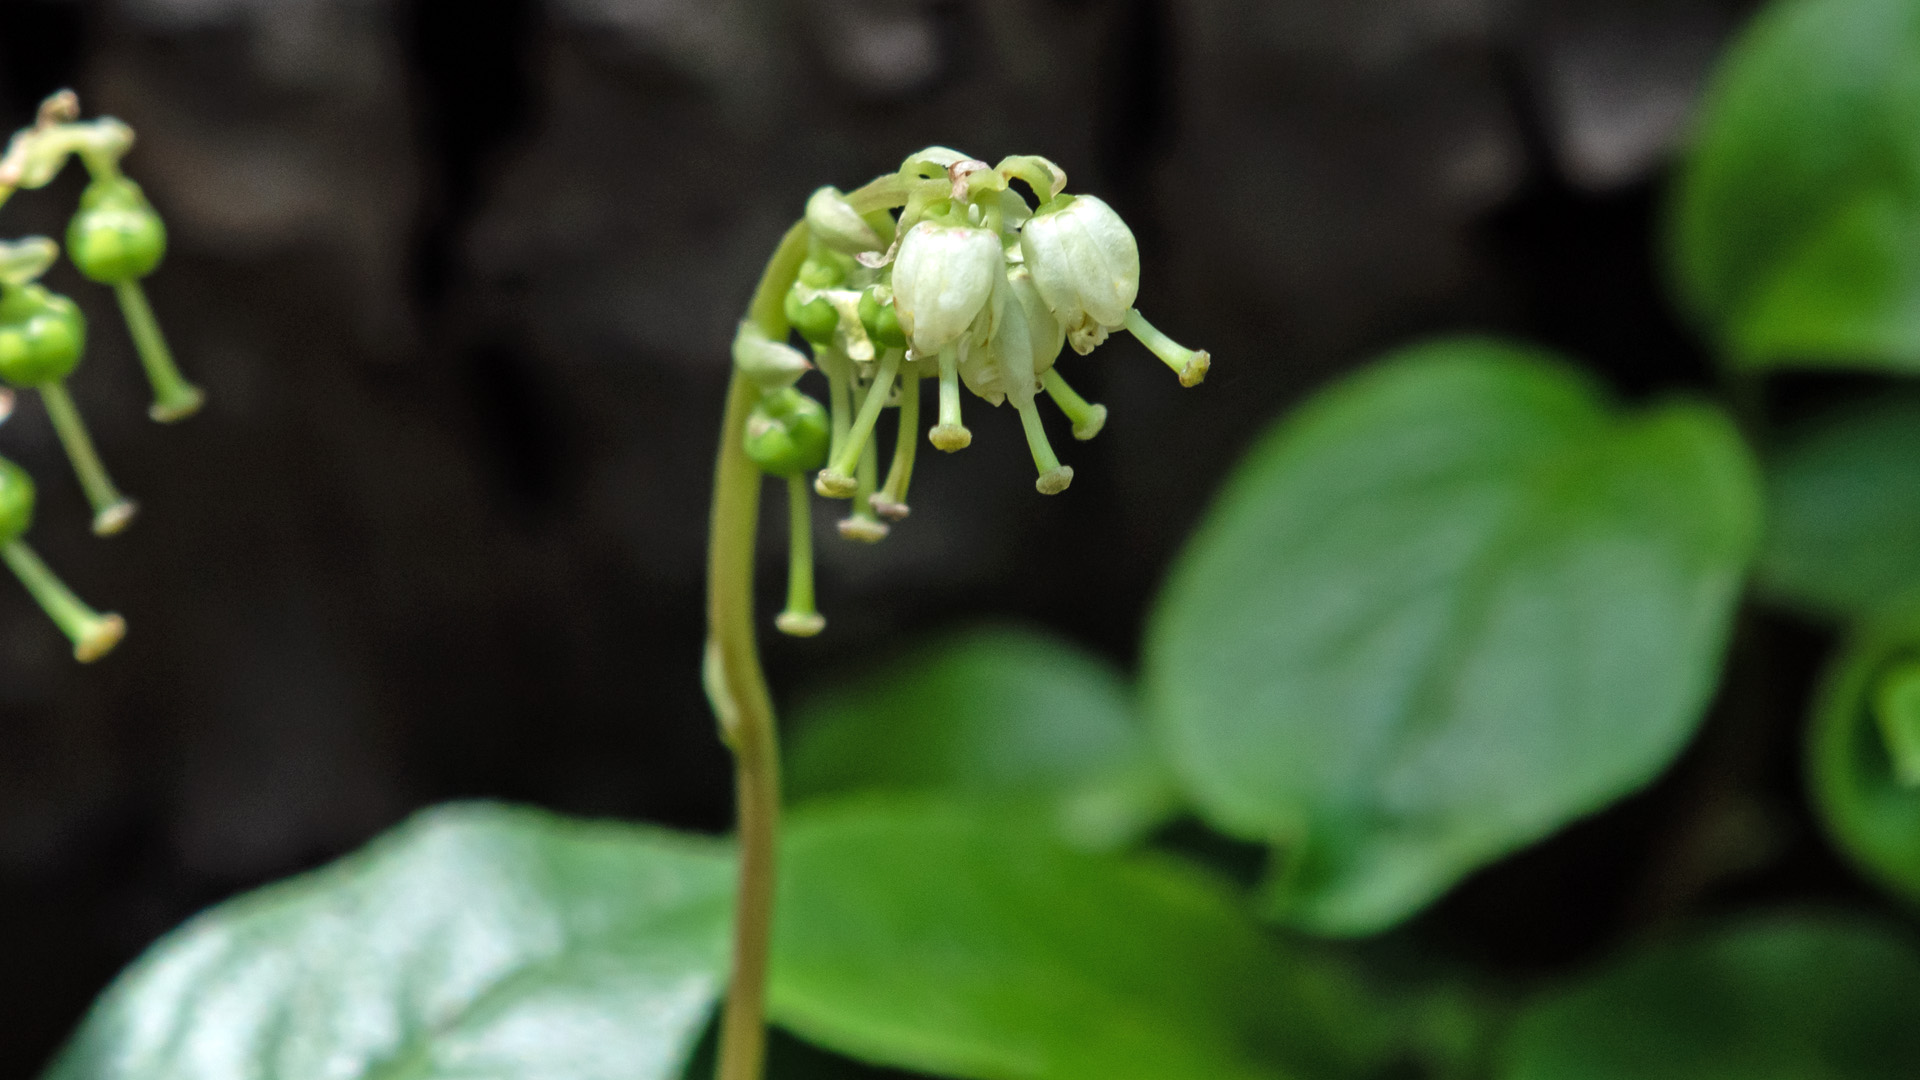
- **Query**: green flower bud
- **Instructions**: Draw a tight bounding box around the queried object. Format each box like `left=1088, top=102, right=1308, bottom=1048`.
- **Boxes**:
left=857, top=287, right=908, bottom=349
left=784, top=283, right=840, bottom=347
left=732, top=320, right=811, bottom=391
left=805, top=187, right=884, bottom=255
left=0, top=285, right=85, bottom=388
left=0, top=456, right=35, bottom=543
left=890, top=222, right=1001, bottom=354
left=1019, top=193, right=1139, bottom=354
left=744, top=388, right=831, bottom=477
left=66, top=177, right=167, bottom=285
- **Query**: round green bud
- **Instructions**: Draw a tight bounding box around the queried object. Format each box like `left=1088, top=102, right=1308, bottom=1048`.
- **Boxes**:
left=744, top=388, right=831, bottom=477
left=0, top=456, right=37, bottom=543
left=66, top=177, right=168, bottom=285
left=797, top=255, right=847, bottom=290
left=857, top=288, right=908, bottom=349
left=784, top=284, right=840, bottom=347
left=0, top=285, right=85, bottom=388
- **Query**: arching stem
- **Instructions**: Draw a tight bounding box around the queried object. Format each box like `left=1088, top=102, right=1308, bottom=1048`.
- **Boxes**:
left=707, top=220, right=809, bottom=1080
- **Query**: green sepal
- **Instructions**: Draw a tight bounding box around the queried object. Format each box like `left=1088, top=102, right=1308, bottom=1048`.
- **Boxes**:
left=857, top=288, right=907, bottom=350
left=784, top=284, right=840, bottom=348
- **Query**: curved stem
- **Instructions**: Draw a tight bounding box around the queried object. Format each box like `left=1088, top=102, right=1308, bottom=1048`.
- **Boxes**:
left=707, top=371, right=781, bottom=1080
left=708, top=219, right=808, bottom=1080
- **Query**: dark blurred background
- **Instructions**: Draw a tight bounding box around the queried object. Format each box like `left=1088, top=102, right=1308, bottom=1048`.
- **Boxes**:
left=0, top=0, right=1802, bottom=1071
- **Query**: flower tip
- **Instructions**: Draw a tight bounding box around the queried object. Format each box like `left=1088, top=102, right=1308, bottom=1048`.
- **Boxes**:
left=929, top=423, right=972, bottom=452
left=814, top=469, right=858, bottom=498
left=837, top=515, right=890, bottom=543
left=91, top=498, right=138, bottom=537
left=1036, top=466, right=1074, bottom=496
left=1071, top=404, right=1108, bottom=441
left=74, top=612, right=125, bottom=663
left=775, top=611, right=826, bottom=638
left=868, top=494, right=911, bottom=521
left=1178, top=351, right=1211, bottom=388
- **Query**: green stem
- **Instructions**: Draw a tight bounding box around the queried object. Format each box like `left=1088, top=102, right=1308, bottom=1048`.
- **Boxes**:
left=929, top=343, right=971, bottom=451
left=707, top=372, right=781, bottom=1080
left=873, top=366, right=919, bottom=519
left=40, top=380, right=136, bottom=535
left=709, top=219, right=808, bottom=1080
left=826, top=348, right=900, bottom=479
left=114, top=280, right=204, bottom=422
left=1041, top=368, right=1107, bottom=440
left=775, top=473, right=824, bottom=637
left=838, top=377, right=890, bottom=543
left=1124, top=308, right=1211, bottom=387
left=1015, top=395, right=1073, bottom=495
left=2, top=538, right=124, bottom=661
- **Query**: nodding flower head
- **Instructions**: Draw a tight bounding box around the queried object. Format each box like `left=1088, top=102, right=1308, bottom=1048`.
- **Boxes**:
left=1020, top=194, right=1139, bottom=354
left=731, top=147, right=1213, bottom=635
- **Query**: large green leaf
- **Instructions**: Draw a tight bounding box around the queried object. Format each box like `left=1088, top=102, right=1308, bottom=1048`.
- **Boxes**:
left=45, top=803, right=735, bottom=1080
left=1671, top=0, right=1920, bottom=369
left=769, top=796, right=1391, bottom=1080
left=787, top=624, right=1176, bottom=848
left=1499, top=914, right=1920, bottom=1079
left=1809, top=604, right=1920, bottom=906
left=1758, top=394, right=1920, bottom=618
left=1144, top=340, right=1761, bottom=935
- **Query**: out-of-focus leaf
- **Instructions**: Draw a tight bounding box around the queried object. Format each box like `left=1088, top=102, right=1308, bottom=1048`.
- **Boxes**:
left=1144, top=339, right=1760, bottom=935
left=769, top=796, right=1392, bottom=1080
left=44, top=803, right=735, bottom=1080
left=1809, top=603, right=1920, bottom=906
left=1671, top=0, right=1920, bottom=369
left=1758, top=394, right=1920, bottom=618
left=1500, top=914, right=1920, bottom=1079
left=787, top=624, right=1177, bottom=848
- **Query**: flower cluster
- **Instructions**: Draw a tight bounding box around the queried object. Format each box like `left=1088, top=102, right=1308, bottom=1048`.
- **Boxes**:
left=732, top=148, right=1209, bottom=637
left=0, top=91, right=205, bottom=661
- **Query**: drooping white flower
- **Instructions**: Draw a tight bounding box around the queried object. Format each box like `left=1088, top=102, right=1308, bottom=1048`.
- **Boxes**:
left=1019, top=194, right=1139, bottom=354
left=889, top=222, right=1002, bottom=354
left=961, top=267, right=1062, bottom=408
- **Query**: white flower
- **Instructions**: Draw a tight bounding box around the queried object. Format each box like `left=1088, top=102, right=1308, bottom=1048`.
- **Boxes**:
left=1019, top=194, right=1139, bottom=354
left=961, top=267, right=1062, bottom=407
left=890, top=222, right=1002, bottom=353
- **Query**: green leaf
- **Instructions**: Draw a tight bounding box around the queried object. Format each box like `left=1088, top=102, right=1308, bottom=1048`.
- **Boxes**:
left=1144, top=339, right=1761, bottom=935
left=1499, top=914, right=1920, bottom=1080
left=787, top=624, right=1176, bottom=848
left=1758, top=394, right=1920, bottom=618
left=45, top=803, right=735, bottom=1080
left=1809, top=605, right=1920, bottom=906
left=770, top=796, right=1391, bottom=1080
left=1671, top=0, right=1920, bottom=369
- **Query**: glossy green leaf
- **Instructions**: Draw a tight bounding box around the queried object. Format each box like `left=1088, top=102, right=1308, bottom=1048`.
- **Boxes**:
left=1500, top=914, right=1920, bottom=1080
left=1758, top=394, right=1920, bottom=618
left=787, top=624, right=1176, bottom=848
left=45, top=803, right=735, bottom=1080
left=1809, top=604, right=1920, bottom=906
left=1144, top=340, right=1761, bottom=935
left=770, top=796, right=1391, bottom=1080
left=1671, top=0, right=1920, bottom=369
